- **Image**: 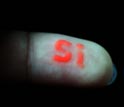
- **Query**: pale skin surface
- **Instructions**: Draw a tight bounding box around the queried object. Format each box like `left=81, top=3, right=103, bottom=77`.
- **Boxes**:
left=0, top=31, right=113, bottom=87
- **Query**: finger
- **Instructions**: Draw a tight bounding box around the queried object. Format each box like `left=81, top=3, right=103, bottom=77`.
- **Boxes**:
left=107, top=64, right=117, bottom=85
left=29, top=32, right=113, bottom=87
left=0, top=31, right=27, bottom=84
left=0, top=31, right=113, bottom=87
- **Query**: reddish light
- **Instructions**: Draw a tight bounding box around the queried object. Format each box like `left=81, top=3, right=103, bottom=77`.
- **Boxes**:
left=53, top=39, right=85, bottom=68
left=53, top=40, right=72, bottom=62
left=76, top=44, right=85, bottom=68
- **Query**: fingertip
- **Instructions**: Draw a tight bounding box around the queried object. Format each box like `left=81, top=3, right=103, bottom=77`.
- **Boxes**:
left=107, top=64, right=117, bottom=85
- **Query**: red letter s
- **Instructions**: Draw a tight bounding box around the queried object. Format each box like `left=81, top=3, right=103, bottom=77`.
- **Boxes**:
left=53, top=40, right=72, bottom=62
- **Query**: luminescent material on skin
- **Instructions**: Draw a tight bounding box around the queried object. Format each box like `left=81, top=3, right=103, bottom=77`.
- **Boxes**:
left=53, top=39, right=85, bottom=68
left=29, top=33, right=113, bottom=86
left=76, top=43, right=85, bottom=68
left=0, top=31, right=114, bottom=87
left=53, top=39, right=72, bottom=62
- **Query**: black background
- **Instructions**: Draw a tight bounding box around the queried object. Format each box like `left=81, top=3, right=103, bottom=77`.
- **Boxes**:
left=0, top=17, right=123, bottom=102
left=0, top=2, right=124, bottom=105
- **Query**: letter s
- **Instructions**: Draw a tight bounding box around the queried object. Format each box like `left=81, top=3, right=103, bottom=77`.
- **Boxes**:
left=53, top=40, right=72, bottom=62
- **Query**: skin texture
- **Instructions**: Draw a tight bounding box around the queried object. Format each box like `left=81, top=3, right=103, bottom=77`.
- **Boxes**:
left=29, top=33, right=113, bottom=87
left=0, top=31, right=113, bottom=87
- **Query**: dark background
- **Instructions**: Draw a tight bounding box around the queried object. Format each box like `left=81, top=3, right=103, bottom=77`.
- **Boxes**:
left=0, top=2, right=123, bottom=104
left=0, top=22, right=123, bottom=101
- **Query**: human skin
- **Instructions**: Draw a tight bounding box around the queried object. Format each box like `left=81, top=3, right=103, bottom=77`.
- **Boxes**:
left=0, top=31, right=113, bottom=87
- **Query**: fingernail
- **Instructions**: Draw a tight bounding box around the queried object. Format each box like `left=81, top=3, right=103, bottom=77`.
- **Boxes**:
left=107, top=64, right=117, bottom=85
